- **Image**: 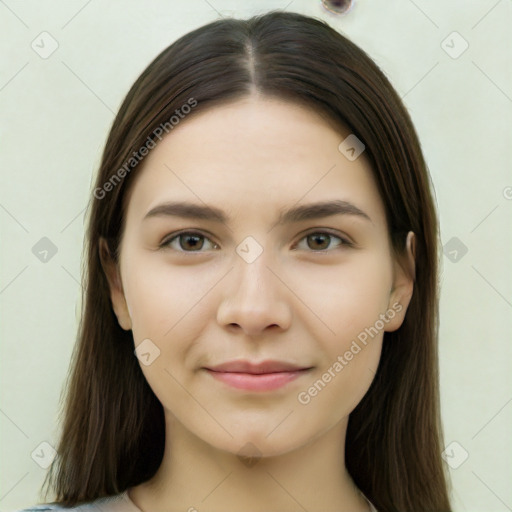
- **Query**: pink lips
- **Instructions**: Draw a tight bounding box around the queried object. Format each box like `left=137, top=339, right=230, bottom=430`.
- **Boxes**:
left=203, top=360, right=313, bottom=391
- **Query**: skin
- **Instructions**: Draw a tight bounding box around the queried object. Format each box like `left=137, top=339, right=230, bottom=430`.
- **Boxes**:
left=101, top=96, right=416, bottom=512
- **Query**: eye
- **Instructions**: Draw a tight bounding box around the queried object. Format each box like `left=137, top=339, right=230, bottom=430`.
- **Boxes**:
left=159, top=230, right=352, bottom=253
left=293, top=231, right=352, bottom=252
left=160, top=231, right=218, bottom=252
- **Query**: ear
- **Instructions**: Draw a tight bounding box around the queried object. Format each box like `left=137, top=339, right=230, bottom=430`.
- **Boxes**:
left=99, top=237, right=132, bottom=331
left=385, top=231, right=416, bottom=332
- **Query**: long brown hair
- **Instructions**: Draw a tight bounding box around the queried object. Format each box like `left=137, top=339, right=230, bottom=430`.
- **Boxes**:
left=41, top=11, right=451, bottom=511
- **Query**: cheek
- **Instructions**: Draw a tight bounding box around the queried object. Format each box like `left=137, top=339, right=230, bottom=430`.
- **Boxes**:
left=290, top=253, right=391, bottom=407
left=288, top=251, right=393, bottom=344
left=122, top=254, right=212, bottom=411
left=295, top=260, right=390, bottom=415
left=123, top=252, right=208, bottom=337
left=298, top=341, right=382, bottom=419
left=122, top=253, right=221, bottom=393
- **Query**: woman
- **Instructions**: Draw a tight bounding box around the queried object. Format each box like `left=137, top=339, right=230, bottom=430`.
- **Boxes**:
left=16, top=10, right=452, bottom=512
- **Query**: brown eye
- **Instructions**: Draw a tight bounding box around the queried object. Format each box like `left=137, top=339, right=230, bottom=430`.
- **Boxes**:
left=307, top=233, right=331, bottom=250
left=295, top=231, right=352, bottom=252
left=178, top=233, right=204, bottom=251
left=160, top=231, right=218, bottom=252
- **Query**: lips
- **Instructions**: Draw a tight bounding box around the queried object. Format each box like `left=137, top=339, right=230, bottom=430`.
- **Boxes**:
left=203, top=360, right=313, bottom=391
left=205, top=360, right=311, bottom=374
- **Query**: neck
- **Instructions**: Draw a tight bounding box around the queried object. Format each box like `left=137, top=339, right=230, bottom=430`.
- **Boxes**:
left=130, top=412, right=371, bottom=512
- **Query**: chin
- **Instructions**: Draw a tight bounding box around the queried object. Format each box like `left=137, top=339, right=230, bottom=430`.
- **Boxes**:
left=205, top=427, right=310, bottom=462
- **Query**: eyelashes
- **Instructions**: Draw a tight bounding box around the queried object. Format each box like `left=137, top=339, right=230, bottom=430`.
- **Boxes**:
left=159, top=230, right=353, bottom=254
left=160, top=231, right=219, bottom=252
left=294, top=231, right=353, bottom=252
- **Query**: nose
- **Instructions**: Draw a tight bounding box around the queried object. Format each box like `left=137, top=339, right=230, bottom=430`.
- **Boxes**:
left=216, top=247, right=292, bottom=337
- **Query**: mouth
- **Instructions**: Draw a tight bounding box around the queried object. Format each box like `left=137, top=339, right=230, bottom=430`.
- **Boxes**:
left=203, top=360, right=314, bottom=391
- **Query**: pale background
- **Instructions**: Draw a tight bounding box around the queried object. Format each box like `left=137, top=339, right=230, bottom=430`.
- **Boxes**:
left=1, top=1, right=511, bottom=511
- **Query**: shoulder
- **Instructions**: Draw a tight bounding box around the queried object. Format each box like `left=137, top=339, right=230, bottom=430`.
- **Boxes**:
left=13, top=507, right=61, bottom=512
left=12, top=505, right=69, bottom=511
left=13, top=507, right=73, bottom=511
left=13, top=492, right=129, bottom=512
left=13, top=504, right=95, bottom=511
left=360, top=491, right=379, bottom=512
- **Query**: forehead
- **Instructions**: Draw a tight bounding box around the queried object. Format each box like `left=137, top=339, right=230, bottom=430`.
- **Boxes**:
left=123, top=97, right=387, bottom=228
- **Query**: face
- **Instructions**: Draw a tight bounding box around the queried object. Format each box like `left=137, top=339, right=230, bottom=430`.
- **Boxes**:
left=102, top=96, right=414, bottom=458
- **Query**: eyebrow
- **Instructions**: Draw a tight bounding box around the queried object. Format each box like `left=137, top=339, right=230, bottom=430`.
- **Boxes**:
left=143, top=199, right=372, bottom=225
